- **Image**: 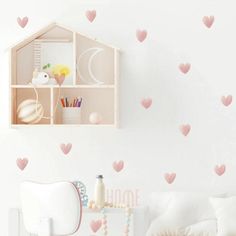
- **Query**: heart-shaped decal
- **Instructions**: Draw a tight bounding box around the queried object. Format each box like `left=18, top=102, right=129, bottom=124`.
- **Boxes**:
left=16, top=158, right=28, bottom=171
left=221, top=95, right=232, bottom=107
left=60, top=143, right=72, bottom=155
left=113, top=161, right=124, bottom=172
left=54, top=74, right=65, bottom=86
left=86, top=10, right=96, bottom=22
left=136, top=29, right=147, bottom=42
left=90, top=219, right=102, bottom=233
left=203, top=16, right=214, bottom=28
left=180, top=124, right=191, bottom=136
left=179, top=63, right=191, bottom=74
left=141, top=98, right=152, bottom=109
left=17, top=17, right=28, bottom=28
left=164, top=173, right=176, bottom=184
left=215, top=164, right=225, bottom=176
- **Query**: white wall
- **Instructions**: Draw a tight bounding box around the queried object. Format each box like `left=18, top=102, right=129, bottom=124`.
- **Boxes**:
left=2, top=0, right=236, bottom=234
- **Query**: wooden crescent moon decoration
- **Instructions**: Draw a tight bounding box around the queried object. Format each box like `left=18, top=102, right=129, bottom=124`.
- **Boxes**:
left=77, top=47, right=105, bottom=85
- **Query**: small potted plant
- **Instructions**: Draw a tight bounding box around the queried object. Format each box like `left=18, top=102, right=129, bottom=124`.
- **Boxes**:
left=52, top=64, right=71, bottom=85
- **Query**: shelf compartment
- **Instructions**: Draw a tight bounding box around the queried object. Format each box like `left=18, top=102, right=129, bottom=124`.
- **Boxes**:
left=10, top=23, right=119, bottom=128
left=11, top=88, right=51, bottom=125
left=53, top=88, right=114, bottom=125
left=76, top=34, right=115, bottom=86
left=13, top=41, right=74, bottom=86
left=13, top=26, right=74, bottom=86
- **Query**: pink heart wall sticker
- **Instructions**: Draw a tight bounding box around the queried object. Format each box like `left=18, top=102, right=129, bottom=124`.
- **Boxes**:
left=86, top=10, right=96, bottom=22
left=164, top=173, right=176, bottom=184
left=90, top=220, right=102, bottom=233
left=136, top=29, right=147, bottom=42
left=203, top=16, right=214, bottom=28
left=113, top=161, right=124, bottom=172
left=16, top=158, right=28, bottom=171
left=180, top=124, right=191, bottom=136
left=221, top=95, right=232, bottom=106
left=215, top=164, right=226, bottom=176
left=179, top=63, right=191, bottom=74
left=17, top=17, right=29, bottom=28
left=141, top=98, right=152, bottom=109
left=60, top=143, right=72, bottom=155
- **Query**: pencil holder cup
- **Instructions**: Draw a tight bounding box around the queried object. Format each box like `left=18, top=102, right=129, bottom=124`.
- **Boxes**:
left=62, top=107, right=81, bottom=124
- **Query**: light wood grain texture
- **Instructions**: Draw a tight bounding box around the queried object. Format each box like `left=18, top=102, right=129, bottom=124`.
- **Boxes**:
left=10, top=23, right=119, bottom=127
left=11, top=85, right=115, bottom=88
left=114, top=49, right=119, bottom=128
left=73, top=33, right=77, bottom=86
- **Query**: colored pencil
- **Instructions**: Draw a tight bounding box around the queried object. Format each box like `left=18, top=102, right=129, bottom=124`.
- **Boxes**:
left=61, top=97, right=82, bottom=107
left=60, top=98, right=65, bottom=107
left=78, top=98, right=82, bottom=107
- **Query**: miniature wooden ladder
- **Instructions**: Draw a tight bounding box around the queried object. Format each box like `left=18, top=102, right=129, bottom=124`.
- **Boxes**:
left=33, top=41, right=41, bottom=70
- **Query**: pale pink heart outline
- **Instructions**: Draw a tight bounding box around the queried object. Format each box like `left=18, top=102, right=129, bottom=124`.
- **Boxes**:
left=164, top=173, right=176, bottom=184
left=179, top=124, right=191, bottom=136
left=54, top=74, right=65, bottom=86
left=136, top=29, right=147, bottom=42
left=113, top=160, right=124, bottom=172
left=141, top=98, right=152, bottom=109
left=90, top=220, right=102, bottom=233
left=86, top=10, right=96, bottom=22
left=60, top=143, right=72, bottom=155
left=16, top=158, right=28, bottom=171
left=17, top=17, right=29, bottom=28
left=215, top=164, right=226, bottom=176
left=179, top=63, right=191, bottom=74
left=221, top=95, right=232, bottom=107
left=203, top=16, right=214, bottom=28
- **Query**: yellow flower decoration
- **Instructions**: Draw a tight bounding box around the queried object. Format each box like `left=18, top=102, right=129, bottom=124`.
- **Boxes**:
left=52, top=65, right=70, bottom=77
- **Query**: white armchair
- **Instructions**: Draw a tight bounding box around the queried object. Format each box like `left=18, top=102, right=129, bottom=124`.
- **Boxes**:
left=20, top=181, right=82, bottom=236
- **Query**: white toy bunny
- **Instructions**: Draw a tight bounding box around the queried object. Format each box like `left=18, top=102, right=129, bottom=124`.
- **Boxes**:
left=31, top=69, right=57, bottom=85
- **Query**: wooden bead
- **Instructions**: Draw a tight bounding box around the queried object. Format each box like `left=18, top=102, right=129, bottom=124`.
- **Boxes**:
left=87, top=201, right=133, bottom=236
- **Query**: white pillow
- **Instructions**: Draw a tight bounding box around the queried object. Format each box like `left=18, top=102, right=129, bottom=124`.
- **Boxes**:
left=146, top=214, right=184, bottom=236
left=148, top=192, right=172, bottom=220
left=146, top=218, right=217, bottom=236
left=185, top=219, right=217, bottom=236
left=210, top=196, right=236, bottom=236
left=146, top=192, right=224, bottom=236
left=161, top=192, right=222, bottom=227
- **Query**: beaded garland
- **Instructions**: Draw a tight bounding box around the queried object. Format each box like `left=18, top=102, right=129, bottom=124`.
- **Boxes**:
left=88, top=201, right=132, bottom=236
left=73, top=181, right=89, bottom=206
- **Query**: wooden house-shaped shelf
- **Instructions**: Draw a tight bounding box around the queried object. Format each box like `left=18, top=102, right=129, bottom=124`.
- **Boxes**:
left=10, top=23, right=119, bottom=127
